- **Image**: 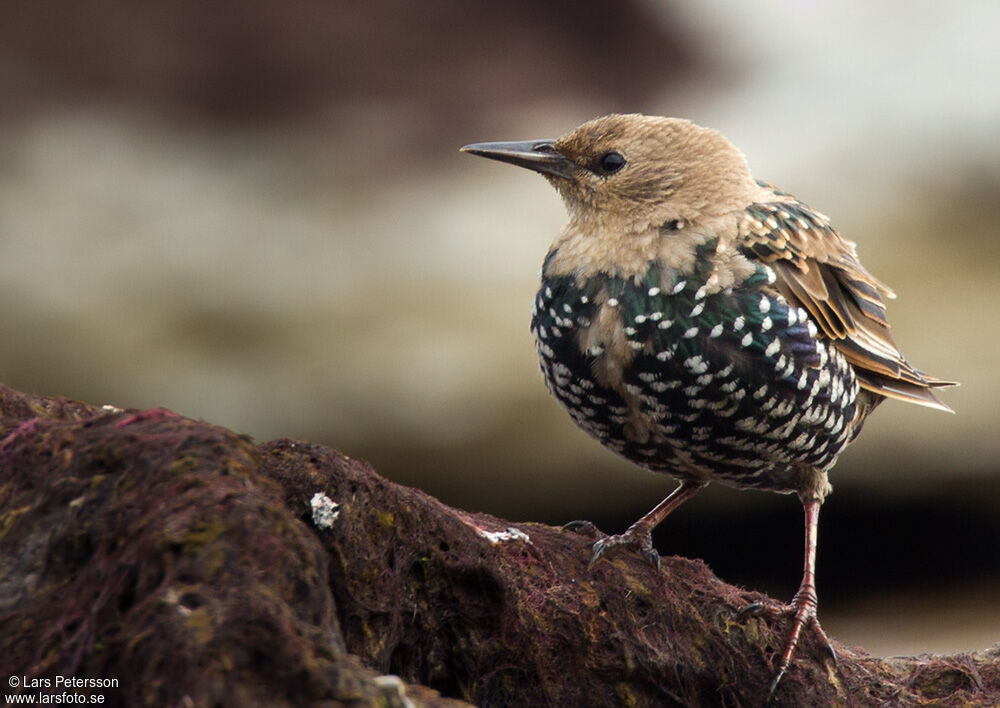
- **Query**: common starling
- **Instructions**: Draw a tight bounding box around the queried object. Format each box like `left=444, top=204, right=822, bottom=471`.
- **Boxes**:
left=461, top=114, right=955, bottom=696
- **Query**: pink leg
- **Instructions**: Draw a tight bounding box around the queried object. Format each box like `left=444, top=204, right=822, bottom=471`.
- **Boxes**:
left=581, top=479, right=706, bottom=569
left=742, top=497, right=835, bottom=700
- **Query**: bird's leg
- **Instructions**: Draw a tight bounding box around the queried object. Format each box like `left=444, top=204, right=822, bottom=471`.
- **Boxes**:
left=740, top=496, right=835, bottom=700
left=566, top=480, right=705, bottom=570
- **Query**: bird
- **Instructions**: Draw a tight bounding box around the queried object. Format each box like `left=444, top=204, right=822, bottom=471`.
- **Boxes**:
left=461, top=114, right=955, bottom=698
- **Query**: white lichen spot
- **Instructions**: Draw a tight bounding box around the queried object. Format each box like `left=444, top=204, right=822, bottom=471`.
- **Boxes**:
left=477, top=526, right=531, bottom=545
left=310, top=492, right=340, bottom=530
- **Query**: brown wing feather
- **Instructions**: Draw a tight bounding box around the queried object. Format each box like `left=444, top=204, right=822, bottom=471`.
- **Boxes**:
left=740, top=191, right=955, bottom=412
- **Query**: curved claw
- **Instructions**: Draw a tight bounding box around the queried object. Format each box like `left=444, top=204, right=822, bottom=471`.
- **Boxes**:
left=735, top=601, right=767, bottom=619
left=562, top=519, right=603, bottom=537
left=766, top=668, right=787, bottom=704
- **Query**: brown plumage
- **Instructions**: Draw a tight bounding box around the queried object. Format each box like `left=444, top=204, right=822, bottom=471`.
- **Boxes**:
left=462, top=113, right=955, bottom=698
left=740, top=186, right=955, bottom=411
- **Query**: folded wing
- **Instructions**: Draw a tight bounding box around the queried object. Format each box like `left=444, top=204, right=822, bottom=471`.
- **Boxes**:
left=739, top=185, right=955, bottom=412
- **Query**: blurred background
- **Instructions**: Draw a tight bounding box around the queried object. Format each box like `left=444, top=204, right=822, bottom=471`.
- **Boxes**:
left=1, top=0, right=998, bottom=657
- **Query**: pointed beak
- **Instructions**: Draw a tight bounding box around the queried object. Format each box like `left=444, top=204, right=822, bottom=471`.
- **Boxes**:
left=460, top=139, right=576, bottom=180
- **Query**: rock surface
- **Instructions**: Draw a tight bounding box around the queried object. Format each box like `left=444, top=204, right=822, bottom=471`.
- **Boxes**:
left=1, top=383, right=997, bottom=707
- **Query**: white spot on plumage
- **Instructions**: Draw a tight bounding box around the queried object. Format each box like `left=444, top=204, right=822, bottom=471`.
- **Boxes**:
left=634, top=314, right=647, bottom=324
left=789, top=432, right=810, bottom=450
left=580, top=295, right=589, bottom=304
left=709, top=324, right=723, bottom=338
left=683, top=327, right=699, bottom=338
left=761, top=316, right=773, bottom=331
left=563, top=303, right=572, bottom=313
left=672, top=280, right=687, bottom=294
left=797, top=370, right=809, bottom=390
left=753, top=384, right=768, bottom=399
left=735, top=417, right=756, bottom=432
left=658, top=319, right=674, bottom=329
left=734, top=316, right=745, bottom=331
left=765, top=339, right=780, bottom=357
left=759, top=296, right=771, bottom=314
left=741, top=332, right=753, bottom=347
left=787, top=307, right=798, bottom=326
left=638, top=372, right=658, bottom=383
left=545, top=287, right=553, bottom=298
left=649, top=311, right=663, bottom=321
left=624, top=326, right=637, bottom=336
left=655, top=348, right=675, bottom=362
left=695, top=286, right=708, bottom=300
left=586, top=345, right=604, bottom=357
left=773, top=400, right=794, bottom=417
left=690, top=302, right=705, bottom=317
left=607, top=298, right=619, bottom=308
left=807, top=320, right=818, bottom=338
left=683, top=356, right=708, bottom=374
left=648, top=286, right=661, bottom=296
left=628, top=341, right=644, bottom=350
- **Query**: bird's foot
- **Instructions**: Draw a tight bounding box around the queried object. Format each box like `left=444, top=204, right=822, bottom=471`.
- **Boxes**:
left=738, top=586, right=835, bottom=702
left=579, top=521, right=660, bottom=570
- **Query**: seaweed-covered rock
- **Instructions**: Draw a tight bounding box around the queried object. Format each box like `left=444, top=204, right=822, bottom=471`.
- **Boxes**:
left=0, top=386, right=464, bottom=707
left=1, top=383, right=998, bottom=707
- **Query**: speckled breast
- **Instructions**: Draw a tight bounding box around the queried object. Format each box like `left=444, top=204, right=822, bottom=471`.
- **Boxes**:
left=530, top=243, right=860, bottom=492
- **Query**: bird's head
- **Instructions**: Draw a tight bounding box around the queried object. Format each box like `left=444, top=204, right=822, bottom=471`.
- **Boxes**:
left=462, top=114, right=758, bottom=233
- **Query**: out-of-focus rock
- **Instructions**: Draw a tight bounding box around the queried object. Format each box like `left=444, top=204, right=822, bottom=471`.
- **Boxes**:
left=0, top=0, right=693, bottom=136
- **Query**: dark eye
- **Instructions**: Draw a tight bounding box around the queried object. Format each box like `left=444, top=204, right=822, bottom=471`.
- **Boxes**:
left=597, top=151, right=626, bottom=175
